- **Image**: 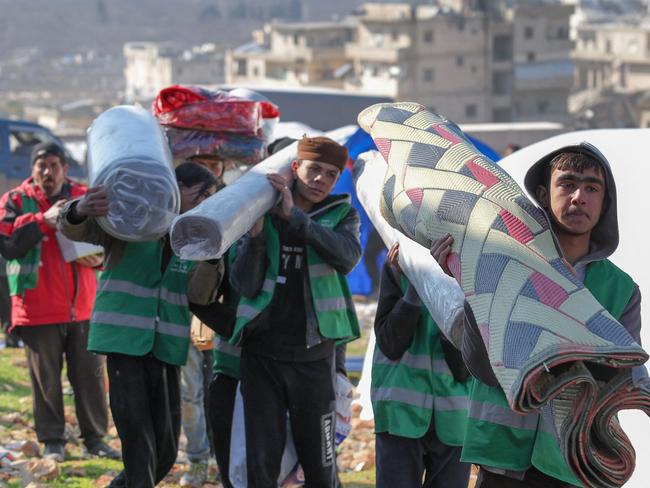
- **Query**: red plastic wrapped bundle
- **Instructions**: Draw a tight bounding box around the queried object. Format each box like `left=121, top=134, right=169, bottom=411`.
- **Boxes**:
left=154, top=85, right=279, bottom=135
left=163, top=127, right=266, bottom=166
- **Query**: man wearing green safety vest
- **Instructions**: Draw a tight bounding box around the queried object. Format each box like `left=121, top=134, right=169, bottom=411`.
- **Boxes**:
left=229, top=136, right=361, bottom=488
left=434, top=144, right=643, bottom=488
left=371, top=244, right=472, bottom=488
left=59, top=162, right=223, bottom=488
left=372, top=241, right=473, bottom=488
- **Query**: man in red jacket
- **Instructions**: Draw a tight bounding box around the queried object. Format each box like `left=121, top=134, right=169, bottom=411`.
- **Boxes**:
left=0, top=142, right=116, bottom=461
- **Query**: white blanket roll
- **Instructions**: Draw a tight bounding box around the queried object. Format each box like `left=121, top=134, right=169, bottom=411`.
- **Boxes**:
left=354, top=150, right=466, bottom=347
left=170, top=142, right=297, bottom=260
left=170, top=126, right=358, bottom=261
left=87, top=105, right=180, bottom=241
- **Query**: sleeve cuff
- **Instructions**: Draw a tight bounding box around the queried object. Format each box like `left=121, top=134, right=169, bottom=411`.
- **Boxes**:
left=63, top=200, right=87, bottom=225
left=288, top=206, right=309, bottom=232
left=34, top=212, right=50, bottom=234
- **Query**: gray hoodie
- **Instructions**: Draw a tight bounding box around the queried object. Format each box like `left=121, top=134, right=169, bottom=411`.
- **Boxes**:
left=524, top=142, right=642, bottom=345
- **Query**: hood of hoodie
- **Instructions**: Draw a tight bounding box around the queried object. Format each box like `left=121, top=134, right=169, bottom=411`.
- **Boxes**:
left=523, top=142, right=619, bottom=263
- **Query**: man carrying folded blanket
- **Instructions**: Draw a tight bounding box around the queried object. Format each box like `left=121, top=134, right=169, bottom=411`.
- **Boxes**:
left=434, top=143, right=642, bottom=487
left=229, top=136, right=361, bottom=488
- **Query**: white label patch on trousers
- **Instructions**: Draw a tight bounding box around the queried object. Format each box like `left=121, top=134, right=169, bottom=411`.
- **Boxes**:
left=320, top=411, right=335, bottom=467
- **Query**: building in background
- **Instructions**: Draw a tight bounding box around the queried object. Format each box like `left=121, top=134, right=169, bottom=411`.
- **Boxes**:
left=124, top=42, right=226, bottom=102
left=573, top=21, right=650, bottom=92
left=225, top=20, right=356, bottom=88
left=511, top=2, right=574, bottom=123
left=222, top=2, right=574, bottom=123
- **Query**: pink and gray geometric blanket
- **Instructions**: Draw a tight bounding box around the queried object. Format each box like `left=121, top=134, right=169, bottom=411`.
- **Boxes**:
left=358, top=102, right=650, bottom=488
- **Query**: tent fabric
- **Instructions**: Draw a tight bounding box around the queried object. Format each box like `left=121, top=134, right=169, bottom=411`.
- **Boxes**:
left=357, top=102, right=650, bottom=488
left=332, top=128, right=378, bottom=296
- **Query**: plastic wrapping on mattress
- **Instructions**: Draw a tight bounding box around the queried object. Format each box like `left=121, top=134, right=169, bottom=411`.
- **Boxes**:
left=353, top=150, right=466, bottom=348
left=163, top=127, right=266, bottom=165
left=87, top=105, right=180, bottom=241
left=170, top=141, right=297, bottom=260
left=153, top=85, right=279, bottom=136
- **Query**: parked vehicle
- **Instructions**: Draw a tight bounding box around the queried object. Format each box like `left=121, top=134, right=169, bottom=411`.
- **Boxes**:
left=0, top=118, right=85, bottom=195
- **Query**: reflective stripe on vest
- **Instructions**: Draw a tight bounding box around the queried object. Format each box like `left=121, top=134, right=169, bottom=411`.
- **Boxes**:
left=89, top=240, right=193, bottom=366
left=213, top=336, right=241, bottom=379
left=97, top=279, right=187, bottom=306
left=372, top=386, right=433, bottom=409
left=371, top=275, right=472, bottom=441
left=7, top=196, right=40, bottom=296
left=231, top=202, right=359, bottom=345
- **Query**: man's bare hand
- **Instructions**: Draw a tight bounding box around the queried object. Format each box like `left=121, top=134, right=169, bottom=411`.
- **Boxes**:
left=76, top=254, right=103, bottom=268
left=76, top=187, right=109, bottom=218
left=43, top=200, right=65, bottom=228
left=248, top=217, right=264, bottom=237
left=430, top=234, right=454, bottom=277
left=267, top=173, right=293, bottom=220
left=387, top=242, right=402, bottom=275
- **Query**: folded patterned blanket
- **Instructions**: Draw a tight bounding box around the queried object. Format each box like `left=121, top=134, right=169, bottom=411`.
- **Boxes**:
left=163, top=127, right=266, bottom=165
left=357, top=102, right=650, bottom=487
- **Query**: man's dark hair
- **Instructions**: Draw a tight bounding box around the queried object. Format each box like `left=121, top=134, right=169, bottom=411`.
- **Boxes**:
left=545, top=151, right=603, bottom=186
left=175, top=161, right=218, bottom=194
left=268, top=137, right=297, bottom=156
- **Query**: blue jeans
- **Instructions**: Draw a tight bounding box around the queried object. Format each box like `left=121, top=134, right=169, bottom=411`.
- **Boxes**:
left=181, top=344, right=212, bottom=462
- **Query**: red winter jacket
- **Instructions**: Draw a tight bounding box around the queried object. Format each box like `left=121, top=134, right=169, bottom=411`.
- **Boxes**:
left=0, top=178, right=97, bottom=327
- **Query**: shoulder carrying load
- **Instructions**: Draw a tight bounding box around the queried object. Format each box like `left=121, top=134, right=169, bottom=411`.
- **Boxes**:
left=170, top=128, right=348, bottom=261
left=170, top=141, right=296, bottom=261
left=357, top=102, right=650, bottom=488
left=87, top=105, right=180, bottom=241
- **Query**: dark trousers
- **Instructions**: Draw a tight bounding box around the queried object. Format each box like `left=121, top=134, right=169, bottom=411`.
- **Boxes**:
left=19, top=322, right=107, bottom=445
left=107, top=353, right=181, bottom=488
left=376, top=421, right=471, bottom=488
left=476, top=467, right=574, bottom=488
left=240, top=350, right=337, bottom=488
left=208, top=373, right=239, bottom=488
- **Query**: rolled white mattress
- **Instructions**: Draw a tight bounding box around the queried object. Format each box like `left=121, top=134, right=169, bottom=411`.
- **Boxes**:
left=87, top=105, right=180, bottom=241
left=170, top=142, right=296, bottom=260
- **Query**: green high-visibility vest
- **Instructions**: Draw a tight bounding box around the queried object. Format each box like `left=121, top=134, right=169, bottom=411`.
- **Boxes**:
left=7, top=197, right=40, bottom=296
left=460, top=259, right=636, bottom=486
left=231, top=202, right=360, bottom=345
left=371, top=276, right=472, bottom=443
left=212, top=245, right=242, bottom=379
left=89, top=240, right=195, bottom=366
left=213, top=337, right=241, bottom=379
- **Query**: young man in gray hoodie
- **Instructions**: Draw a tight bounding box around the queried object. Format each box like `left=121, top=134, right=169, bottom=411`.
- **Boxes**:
left=432, top=143, right=642, bottom=487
